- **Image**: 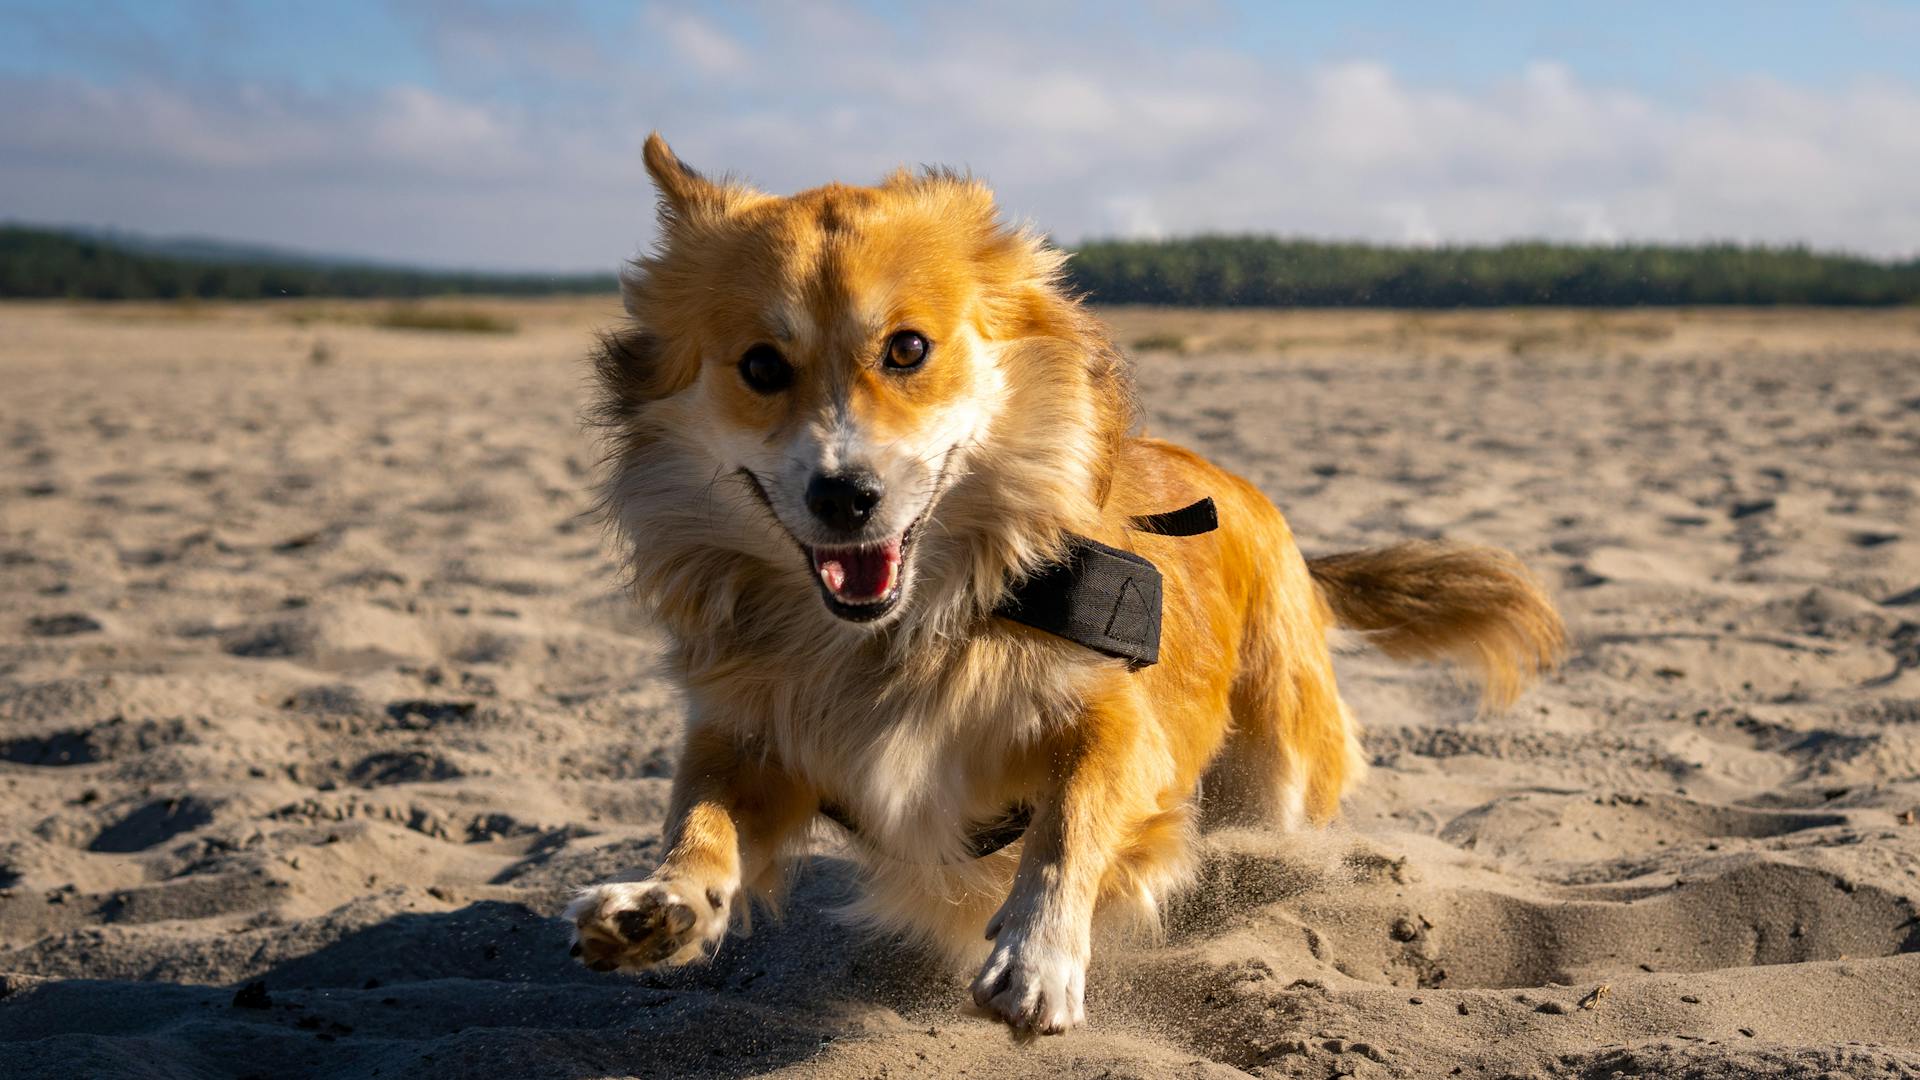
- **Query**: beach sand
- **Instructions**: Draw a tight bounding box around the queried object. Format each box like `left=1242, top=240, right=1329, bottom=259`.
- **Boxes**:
left=2, top=300, right=1917, bottom=1078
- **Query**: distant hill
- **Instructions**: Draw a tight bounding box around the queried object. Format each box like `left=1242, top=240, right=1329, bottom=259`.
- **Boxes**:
left=65, top=227, right=401, bottom=269
left=0, top=225, right=617, bottom=300
left=5, top=223, right=1918, bottom=306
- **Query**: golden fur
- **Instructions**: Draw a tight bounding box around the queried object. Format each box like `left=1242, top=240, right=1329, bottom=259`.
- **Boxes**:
left=565, top=135, right=1565, bottom=1034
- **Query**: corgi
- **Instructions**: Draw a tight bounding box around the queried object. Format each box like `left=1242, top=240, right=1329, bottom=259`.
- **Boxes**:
left=565, top=134, right=1564, bottom=1034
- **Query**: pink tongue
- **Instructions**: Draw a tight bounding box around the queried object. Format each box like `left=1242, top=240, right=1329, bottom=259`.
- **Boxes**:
left=815, top=540, right=900, bottom=602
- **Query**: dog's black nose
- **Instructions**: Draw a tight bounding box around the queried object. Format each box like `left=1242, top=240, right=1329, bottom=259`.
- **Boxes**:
left=806, top=472, right=882, bottom=532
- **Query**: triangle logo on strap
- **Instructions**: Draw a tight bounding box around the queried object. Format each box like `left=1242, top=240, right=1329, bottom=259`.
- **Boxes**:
left=1106, top=577, right=1152, bottom=646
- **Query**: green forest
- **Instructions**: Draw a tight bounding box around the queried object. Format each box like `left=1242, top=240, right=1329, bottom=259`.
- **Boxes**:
left=5, top=224, right=1918, bottom=306
left=1064, top=236, right=1920, bottom=307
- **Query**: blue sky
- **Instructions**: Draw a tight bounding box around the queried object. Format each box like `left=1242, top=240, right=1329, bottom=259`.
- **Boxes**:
left=8, top=3, right=1916, bottom=99
left=4, top=1, right=1917, bottom=270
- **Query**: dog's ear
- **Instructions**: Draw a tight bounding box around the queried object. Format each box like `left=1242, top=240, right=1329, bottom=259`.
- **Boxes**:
left=643, top=133, right=730, bottom=227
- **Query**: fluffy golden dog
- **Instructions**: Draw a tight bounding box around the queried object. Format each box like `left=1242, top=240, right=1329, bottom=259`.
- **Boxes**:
left=566, top=135, right=1563, bottom=1034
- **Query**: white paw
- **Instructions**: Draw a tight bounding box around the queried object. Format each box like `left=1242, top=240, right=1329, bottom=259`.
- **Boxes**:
left=564, top=879, right=730, bottom=972
left=969, top=928, right=1088, bottom=1035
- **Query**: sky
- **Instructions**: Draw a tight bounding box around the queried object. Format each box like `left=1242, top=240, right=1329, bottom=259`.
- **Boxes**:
left=3, top=1, right=1918, bottom=272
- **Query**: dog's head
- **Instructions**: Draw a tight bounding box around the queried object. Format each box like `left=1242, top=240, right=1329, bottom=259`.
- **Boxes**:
left=596, top=136, right=1131, bottom=638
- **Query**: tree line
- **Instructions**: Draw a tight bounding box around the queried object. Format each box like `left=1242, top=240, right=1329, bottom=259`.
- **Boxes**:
left=0, top=226, right=615, bottom=300
left=6, top=224, right=1918, bottom=306
left=1064, top=236, right=1920, bottom=307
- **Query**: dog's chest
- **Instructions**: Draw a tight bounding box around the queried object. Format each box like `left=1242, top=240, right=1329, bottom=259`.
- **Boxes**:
left=766, top=662, right=1066, bottom=863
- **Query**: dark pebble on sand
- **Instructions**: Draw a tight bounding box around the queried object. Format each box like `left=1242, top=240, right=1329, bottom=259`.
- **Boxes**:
left=26, top=613, right=102, bottom=636
left=232, top=981, right=273, bottom=1009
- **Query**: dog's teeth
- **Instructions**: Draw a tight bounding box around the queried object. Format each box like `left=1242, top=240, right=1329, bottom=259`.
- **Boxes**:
left=818, top=559, right=846, bottom=593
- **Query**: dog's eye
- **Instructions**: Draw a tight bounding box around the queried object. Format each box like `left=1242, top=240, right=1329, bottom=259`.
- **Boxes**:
left=884, top=330, right=930, bottom=371
left=738, top=344, right=793, bottom=393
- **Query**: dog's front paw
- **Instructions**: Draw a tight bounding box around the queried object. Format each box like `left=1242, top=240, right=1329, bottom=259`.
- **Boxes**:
left=969, top=929, right=1087, bottom=1035
left=564, top=880, right=729, bottom=972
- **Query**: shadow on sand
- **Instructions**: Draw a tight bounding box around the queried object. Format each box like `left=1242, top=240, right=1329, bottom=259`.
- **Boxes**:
left=0, top=857, right=959, bottom=1080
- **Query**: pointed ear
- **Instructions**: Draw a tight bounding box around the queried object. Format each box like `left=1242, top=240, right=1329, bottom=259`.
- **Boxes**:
left=643, top=133, right=727, bottom=226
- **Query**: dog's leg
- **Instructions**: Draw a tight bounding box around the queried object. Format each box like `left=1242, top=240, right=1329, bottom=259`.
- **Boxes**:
left=970, top=688, right=1159, bottom=1034
left=1198, top=554, right=1364, bottom=831
left=1204, top=646, right=1359, bottom=831
left=566, top=724, right=812, bottom=972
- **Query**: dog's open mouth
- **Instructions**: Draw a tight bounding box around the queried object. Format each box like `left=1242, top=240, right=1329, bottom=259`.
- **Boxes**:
left=813, top=539, right=900, bottom=604
left=736, top=468, right=924, bottom=624
left=809, top=530, right=912, bottom=621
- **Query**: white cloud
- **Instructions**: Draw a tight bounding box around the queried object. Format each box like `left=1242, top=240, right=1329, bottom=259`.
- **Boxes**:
left=3, top=7, right=1917, bottom=270
left=644, top=7, right=749, bottom=76
left=367, top=86, right=519, bottom=173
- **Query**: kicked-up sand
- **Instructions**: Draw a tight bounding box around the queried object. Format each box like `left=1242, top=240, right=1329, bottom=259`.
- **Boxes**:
left=2, top=299, right=1918, bottom=1079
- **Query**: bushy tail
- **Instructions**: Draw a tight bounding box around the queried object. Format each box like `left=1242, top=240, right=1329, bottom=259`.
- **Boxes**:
left=1308, top=541, right=1564, bottom=711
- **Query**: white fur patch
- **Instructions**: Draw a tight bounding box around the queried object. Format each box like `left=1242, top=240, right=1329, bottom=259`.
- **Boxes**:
left=970, top=903, right=1089, bottom=1034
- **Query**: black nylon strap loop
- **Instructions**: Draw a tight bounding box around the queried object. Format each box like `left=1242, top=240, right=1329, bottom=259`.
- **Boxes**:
left=1129, top=497, right=1218, bottom=537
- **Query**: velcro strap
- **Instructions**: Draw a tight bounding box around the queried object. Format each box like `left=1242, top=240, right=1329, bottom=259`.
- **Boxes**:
left=1129, top=497, right=1218, bottom=537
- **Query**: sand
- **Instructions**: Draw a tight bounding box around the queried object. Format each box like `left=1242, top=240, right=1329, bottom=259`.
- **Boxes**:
left=2, top=299, right=1918, bottom=1079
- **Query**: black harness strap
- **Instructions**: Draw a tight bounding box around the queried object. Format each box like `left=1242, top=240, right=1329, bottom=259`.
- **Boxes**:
left=993, top=536, right=1164, bottom=667
left=819, top=799, right=1032, bottom=862
left=992, top=497, right=1218, bottom=669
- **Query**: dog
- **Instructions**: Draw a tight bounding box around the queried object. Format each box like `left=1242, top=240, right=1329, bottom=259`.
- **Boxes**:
left=565, top=134, right=1564, bottom=1034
